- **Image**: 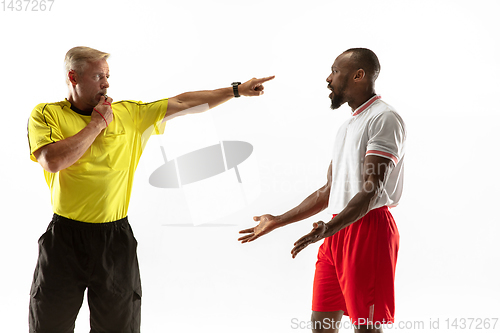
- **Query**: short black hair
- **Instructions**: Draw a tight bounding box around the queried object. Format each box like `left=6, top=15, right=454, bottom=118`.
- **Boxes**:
left=342, top=48, right=380, bottom=80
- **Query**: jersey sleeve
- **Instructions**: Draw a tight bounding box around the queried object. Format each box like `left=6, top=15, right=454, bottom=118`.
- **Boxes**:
left=132, top=98, right=169, bottom=136
left=366, top=111, right=406, bottom=165
left=27, top=103, right=64, bottom=162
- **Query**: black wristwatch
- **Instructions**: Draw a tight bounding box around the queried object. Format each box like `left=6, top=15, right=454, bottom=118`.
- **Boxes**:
left=232, top=82, right=241, bottom=98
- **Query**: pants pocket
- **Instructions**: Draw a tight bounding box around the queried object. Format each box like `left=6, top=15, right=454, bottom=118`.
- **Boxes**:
left=132, top=289, right=142, bottom=332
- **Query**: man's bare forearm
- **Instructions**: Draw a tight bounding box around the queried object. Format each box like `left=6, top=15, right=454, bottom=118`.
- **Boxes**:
left=324, top=158, right=391, bottom=237
left=277, top=184, right=330, bottom=227
left=324, top=190, right=377, bottom=236
left=165, top=88, right=234, bottom=119
left=35, top=96, right=112, bottom=173
left=164, top=76, right=275, bottom=119
left=178, top=88, right=233, bottom=109
left=36, top=121, right=103, bottom=173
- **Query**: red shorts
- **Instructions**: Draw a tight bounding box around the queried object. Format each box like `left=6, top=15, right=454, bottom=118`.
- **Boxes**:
left=312, top=206, right=399, bottom=325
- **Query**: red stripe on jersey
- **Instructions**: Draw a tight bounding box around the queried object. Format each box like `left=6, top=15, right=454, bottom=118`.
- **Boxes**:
left=366, top=150, right=398, bottom=165
left=352, top=95, right=381, bottom=116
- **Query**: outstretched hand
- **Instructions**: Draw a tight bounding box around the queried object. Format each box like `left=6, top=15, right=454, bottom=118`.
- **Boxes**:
left=238, top=76, right=275, bottom=97
left=238, top=214, right=280, bottom=243
left=291, top=221, right=328, bottom=258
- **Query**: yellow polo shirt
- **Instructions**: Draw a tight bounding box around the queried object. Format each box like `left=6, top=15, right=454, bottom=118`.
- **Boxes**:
left=28, top=99, right=168, bottom=222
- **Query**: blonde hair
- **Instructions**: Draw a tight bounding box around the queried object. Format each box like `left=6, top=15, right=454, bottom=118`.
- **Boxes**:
left=64, top=46, right=110, bottom=83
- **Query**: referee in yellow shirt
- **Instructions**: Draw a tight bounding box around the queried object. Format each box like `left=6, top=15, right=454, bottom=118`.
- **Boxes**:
left=27, top=46, right=274, bottom=332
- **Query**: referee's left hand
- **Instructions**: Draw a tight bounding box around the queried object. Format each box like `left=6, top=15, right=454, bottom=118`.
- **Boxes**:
left=291, top=221, right=327, bottom=258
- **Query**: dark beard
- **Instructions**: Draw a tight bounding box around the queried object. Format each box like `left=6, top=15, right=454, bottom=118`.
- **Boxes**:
left=329, top=76, right=348, bottom=110
left=330, top=93, right=343, bottom=110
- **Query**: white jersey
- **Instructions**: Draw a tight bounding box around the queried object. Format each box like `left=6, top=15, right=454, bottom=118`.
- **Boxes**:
left=327, top=95, right=406, bottom=214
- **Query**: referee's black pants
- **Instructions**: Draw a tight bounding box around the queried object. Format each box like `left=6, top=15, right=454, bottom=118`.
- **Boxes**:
left=29, top=214, right=142, bottom=333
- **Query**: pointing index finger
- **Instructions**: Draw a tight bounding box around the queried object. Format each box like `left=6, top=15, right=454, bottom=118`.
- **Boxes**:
left=256, top=75, right=275, bottom=83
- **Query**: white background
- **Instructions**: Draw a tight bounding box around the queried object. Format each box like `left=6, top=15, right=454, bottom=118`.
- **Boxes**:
left=1, top=0, right=499, bottom=332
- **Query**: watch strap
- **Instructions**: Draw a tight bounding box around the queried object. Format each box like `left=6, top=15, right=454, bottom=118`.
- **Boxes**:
left=232, top=82, right=241, bottom=98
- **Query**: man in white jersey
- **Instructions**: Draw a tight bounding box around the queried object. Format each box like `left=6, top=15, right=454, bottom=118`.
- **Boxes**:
left=239, top=48, right=406, bottom=333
